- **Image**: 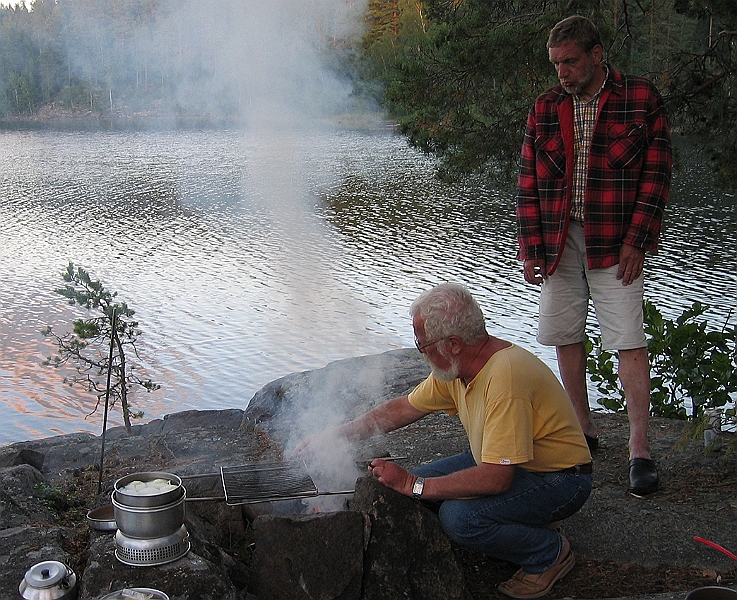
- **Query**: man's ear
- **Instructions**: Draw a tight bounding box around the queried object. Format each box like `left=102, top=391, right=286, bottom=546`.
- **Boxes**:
left=590, top=44, right=604, bottom=66
left=448, top=336, right=463, bottom=355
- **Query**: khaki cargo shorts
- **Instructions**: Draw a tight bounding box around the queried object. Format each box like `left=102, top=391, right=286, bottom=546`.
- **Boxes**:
left=537, top=223, right=647, bottom=351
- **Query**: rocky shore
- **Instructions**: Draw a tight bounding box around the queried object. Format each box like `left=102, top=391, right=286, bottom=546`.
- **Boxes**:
left=1, top=349, right=735, bottom=599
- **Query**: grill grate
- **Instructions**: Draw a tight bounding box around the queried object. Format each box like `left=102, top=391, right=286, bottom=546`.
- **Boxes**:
left=220, top=461, right=318, bottom=505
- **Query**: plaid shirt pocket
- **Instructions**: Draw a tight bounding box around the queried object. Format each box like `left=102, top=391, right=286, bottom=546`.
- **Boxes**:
left=607, top=123, right=646, bottom=169
left=534, top=135, right=566, bottom=179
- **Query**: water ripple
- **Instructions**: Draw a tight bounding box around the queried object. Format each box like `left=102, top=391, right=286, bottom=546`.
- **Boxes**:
left=0, top=128, right=734, bottom=444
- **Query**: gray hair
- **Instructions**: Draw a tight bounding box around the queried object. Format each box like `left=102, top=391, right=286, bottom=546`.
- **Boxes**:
left=547, top=15, right=603, bottom=52
left=409, top=283, right=487, bottom=345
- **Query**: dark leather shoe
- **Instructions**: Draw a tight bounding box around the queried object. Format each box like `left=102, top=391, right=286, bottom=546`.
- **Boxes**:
left=628, top=458, right=659, bottom=497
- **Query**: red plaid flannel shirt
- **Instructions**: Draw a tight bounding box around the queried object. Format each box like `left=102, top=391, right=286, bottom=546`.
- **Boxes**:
left=516, top=67, right=672, bottom=273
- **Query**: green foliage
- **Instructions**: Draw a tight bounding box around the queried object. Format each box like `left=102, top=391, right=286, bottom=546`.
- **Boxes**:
left=587, top=299, right=737, bottom=453
left=0, top=0, right=173, bottom=118
left=657, top=1, right=737, bottom=187
left=33, top=481, right=75, bottom=514
left=362, top=0, right=558, bottom=185
left=0, top=0, right=361, bottom=122
left=58, top=81, right=93, bottom=110
left=360, top=0, right=737, bottom=187
left=585, top=336, right=625, bottom=413
left=644, top=300, right=737, bottom=416
left=42, top=262, right=160, bottom=433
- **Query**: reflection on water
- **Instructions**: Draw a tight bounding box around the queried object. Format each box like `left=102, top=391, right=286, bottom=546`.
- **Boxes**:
left=0, top=128, right=734, bottom=445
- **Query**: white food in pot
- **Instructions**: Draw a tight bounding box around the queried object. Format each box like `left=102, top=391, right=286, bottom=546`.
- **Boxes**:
left=120, top=479, right=177, bottom=496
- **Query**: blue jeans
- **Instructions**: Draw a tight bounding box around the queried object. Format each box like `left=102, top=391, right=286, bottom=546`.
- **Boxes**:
left=412, top=451, right=592, bottom=573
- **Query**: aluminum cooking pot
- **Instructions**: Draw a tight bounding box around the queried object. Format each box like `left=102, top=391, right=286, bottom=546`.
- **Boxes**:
left=112, top=490, right=186, bottom=539
left=19, top=561, right=78, bottom=600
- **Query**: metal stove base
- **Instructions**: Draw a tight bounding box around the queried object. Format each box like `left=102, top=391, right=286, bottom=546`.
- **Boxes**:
left=115, top=525, right=190, bottom=567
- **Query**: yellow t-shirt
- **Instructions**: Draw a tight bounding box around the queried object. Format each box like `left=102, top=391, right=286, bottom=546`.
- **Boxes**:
left=407, top=344, right=591, bottom=472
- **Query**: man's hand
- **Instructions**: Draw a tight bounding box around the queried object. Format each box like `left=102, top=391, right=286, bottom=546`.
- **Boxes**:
left=368, top=459, right=415, bottom=497
left=523, top=258, right=547, bottom=285
left=289, top=429, right=338, bottom=460
left=617, top=244, right=645, bottom=286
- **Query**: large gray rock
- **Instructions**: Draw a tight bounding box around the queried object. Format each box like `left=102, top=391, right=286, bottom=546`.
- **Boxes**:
left=242, top=349, right=430, bottom=444
left=251, top=511, right=365, bottom=600
left=0, top=433, right=100, bottom=477
left=0, top=409, right=263, bottom=485
left=0, top=464, right=56, bottom=529
left=78, top=531, right=251, bottom=600
left=350, top=477, right=465, bottom=600
left=0, top=448, right=44, bottom=471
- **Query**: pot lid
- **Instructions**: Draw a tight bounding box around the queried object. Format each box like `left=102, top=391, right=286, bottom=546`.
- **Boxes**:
left=24, top=561, right=70, bottom=588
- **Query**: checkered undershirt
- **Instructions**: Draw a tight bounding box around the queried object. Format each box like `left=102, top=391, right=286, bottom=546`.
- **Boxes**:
left=570, top=65, right=609, bottom=222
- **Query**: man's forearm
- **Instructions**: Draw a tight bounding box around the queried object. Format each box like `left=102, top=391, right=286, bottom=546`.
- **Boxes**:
left=420, top=463, right=515, bottom=499
left=339, top=395, right=427, bottom=441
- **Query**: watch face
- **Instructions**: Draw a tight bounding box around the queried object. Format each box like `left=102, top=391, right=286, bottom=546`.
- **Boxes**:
left=412, top=477, right=424, bottom=497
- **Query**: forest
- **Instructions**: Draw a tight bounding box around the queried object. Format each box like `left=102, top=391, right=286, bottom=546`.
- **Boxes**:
left=1, top=0, right=735, bottom=187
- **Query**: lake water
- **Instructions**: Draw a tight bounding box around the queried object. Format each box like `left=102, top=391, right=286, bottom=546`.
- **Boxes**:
left=0, top=125, right=734, bottom=445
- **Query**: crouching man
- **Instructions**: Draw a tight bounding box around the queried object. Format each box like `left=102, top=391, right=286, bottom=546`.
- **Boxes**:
left=294, top=283, right=592, bottom=598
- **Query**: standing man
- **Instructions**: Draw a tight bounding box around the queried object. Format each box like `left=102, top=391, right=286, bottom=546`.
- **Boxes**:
left=517, top=15, right=671, bottom=497
left=294, top=283, right=592, bottom=598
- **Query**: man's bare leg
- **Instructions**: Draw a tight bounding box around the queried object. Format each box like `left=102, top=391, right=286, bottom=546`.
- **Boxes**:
left=617, top=347, right=651, bottom=460
left=618, top=346, right=658, bottom=495
left=556, top=342, right=597, bottom=440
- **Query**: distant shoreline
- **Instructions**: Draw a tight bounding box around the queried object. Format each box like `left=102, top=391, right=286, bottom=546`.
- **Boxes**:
left=0, top=107, right=396, bottom=132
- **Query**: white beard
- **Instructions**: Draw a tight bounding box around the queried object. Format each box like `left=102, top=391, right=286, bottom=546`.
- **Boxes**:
left=426, top=350, right=460, bottom=382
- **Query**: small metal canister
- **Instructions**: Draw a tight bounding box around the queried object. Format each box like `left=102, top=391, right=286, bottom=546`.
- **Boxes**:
left=19, top=561, right=78, bottom=600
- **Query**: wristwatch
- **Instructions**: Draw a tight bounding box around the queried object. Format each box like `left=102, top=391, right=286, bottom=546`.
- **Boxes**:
left=412, top=476, right=425, bottom=499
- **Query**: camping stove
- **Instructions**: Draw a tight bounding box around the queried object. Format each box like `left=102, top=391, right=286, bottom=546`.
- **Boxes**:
left=114, top=525, right=190, bottom=567
left=112, top=471, right=190, bottom=566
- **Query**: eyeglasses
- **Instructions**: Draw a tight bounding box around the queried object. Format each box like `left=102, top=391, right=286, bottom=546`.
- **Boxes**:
left=415, top=336, right=451, bottom=353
